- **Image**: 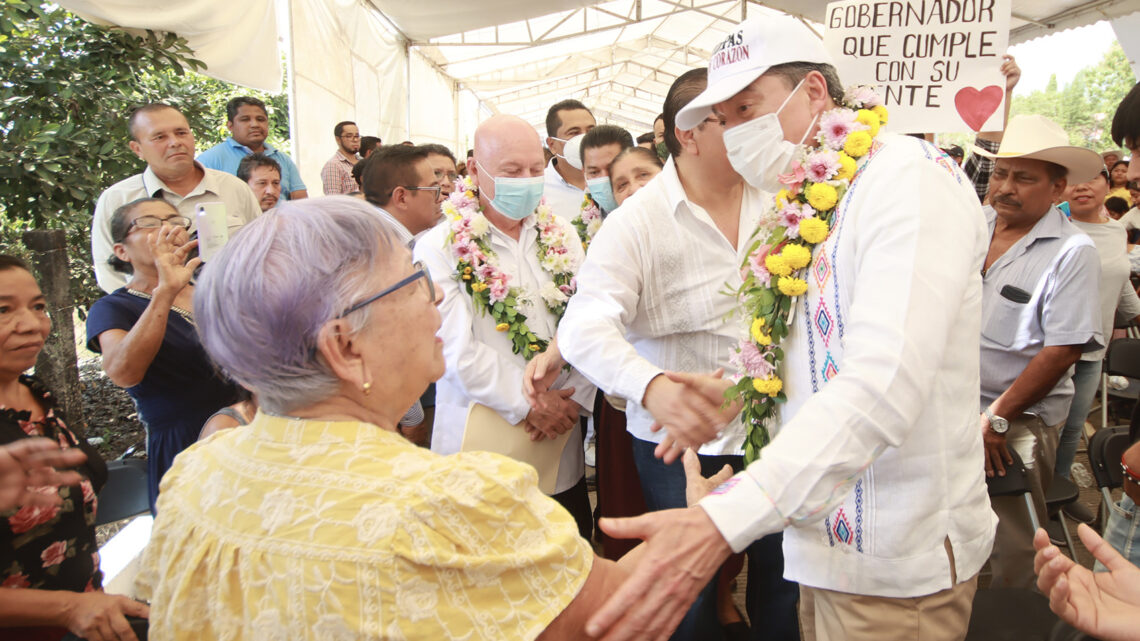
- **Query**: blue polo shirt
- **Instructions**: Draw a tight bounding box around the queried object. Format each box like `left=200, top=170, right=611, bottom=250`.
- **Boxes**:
left=197, top=137, right=306, bottom=198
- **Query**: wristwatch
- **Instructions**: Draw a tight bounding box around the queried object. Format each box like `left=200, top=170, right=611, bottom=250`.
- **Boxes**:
left=984, top=408, right=1009, bottom=434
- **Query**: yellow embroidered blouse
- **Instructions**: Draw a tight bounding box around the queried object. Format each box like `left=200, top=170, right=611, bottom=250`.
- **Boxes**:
left=135, top=412, right=593, bottom=640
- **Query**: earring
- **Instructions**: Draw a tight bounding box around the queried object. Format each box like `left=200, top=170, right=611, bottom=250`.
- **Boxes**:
left=362, top=382, right=372, bottom=396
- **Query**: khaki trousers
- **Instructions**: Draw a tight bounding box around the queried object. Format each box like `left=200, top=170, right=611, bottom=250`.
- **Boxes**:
left=799, top=539, right=978, bottom=641
left=988, top=415, right=1059, bottom=589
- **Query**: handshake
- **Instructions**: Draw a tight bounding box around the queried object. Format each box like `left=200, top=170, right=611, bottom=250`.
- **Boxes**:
left=522, top=339, right=741, bottom=458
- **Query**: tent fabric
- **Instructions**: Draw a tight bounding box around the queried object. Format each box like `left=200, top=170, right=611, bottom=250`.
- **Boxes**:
left=57, top=0, right=282, bottom=93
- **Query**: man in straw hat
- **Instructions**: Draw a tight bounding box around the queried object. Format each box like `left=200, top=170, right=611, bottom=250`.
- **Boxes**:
left=976, top=114, right=1104, bottom=588
left=584, top=12, right=997, bottom=641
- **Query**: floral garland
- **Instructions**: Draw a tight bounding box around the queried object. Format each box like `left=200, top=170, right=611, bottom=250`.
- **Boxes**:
left=571, top=192, right=603, bottom=250
left=726, top=86, right=888, bottom=463
left=443, top=176, right=580, bottom=360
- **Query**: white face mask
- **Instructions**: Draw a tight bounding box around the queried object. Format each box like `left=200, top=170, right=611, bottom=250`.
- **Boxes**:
left=722, top=78, right=818, bottom=192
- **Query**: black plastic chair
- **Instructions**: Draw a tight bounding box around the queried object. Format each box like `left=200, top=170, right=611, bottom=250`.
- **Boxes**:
left=986, top=448, right=1040, bottom=531
left=94, top=457, right=149, bottom=527
left=1087, top=426, right=1131, bottom=528
left=1100, top=338, right=1140, bottom=428
left=967, top=451, right=1063, bottom=641
left=1045, top=475, right=1079, bottom=552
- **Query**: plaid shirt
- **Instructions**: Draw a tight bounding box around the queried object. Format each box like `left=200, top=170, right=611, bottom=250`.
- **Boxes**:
left=320, top=151, right=358, bottom=195
left=963, top=137, right=1000, bottom=202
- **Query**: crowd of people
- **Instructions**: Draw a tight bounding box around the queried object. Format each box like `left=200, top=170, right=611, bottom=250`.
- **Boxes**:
left=6, top=11, right=1140, bottom=641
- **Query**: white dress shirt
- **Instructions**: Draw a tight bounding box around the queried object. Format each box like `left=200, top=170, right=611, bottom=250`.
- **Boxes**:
left=543, top=159, right=586, bottom=223
left=91, top=163, right=262, bottom=292
left=558, top=157, right=758, bottom=456
left=699, top=135, right=997, bottom=598
left=415, top=212, right=596, bottom=494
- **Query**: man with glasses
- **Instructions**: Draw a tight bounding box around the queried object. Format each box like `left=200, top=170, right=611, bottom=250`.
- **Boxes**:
left=360, top=145, right=444, bottom=247
left=421, top=143, right=460, bottom=198
left=91, top=103, right=262, bottom=293
left=321, top=121, right=362, bottom=195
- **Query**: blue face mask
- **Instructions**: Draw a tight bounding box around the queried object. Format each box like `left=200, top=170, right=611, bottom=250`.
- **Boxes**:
left=477, top=161, right=544, bottom=220
left=586, top=176, right=619, bottom=214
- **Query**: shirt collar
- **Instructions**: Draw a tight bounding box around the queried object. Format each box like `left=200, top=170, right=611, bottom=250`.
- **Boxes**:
left=657, top=156, right=693, bottom=219
left=986, top=204, right=1068, bottom=244
left=142, top=161, right=213, bottom=198
left=545, top=159, right=572, bottom=189
left=372, top=205, right=416, bottom=248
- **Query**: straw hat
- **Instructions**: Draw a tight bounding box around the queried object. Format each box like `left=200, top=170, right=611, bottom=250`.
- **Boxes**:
left=971, top=115, right=1102, bottom=183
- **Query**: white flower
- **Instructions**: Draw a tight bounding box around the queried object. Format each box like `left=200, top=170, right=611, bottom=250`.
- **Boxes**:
left=352, top=502, right=400, bottom=544
left=468, top=213, right=490, bottom=238
left=586, top=217, right=602, bottom=236
left=395, top=577, right=439, bottom=622
left=251, top=609, right=289, bottom=641
left=539, top=281, right=569, bottom=307
left=312, top=614, right=356, bottom=641
left=258, top=488, right=299, bottom=535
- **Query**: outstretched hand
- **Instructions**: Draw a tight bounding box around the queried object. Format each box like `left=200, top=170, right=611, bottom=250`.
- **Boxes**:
left=1034, top=524, right=1140, bottom=641
left=149, top=224, right=200, bottom=299
left=585, top=508, right=733, bottom=641
left=0, top=438, right=87, bottom=512
left=682, top=448, right=734, bottom=508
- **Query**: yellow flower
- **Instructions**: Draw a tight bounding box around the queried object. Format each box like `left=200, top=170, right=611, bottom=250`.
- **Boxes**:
left=872, top=105, right=889, bottom=125
left=764, top=253, right=791, bottom=277
left=750, top=317, right=771, bottom=346
left=751, top=375, right=783, bottom=397
left=463, top=266, right=473, bottom=275
left=844, top=130, right=873, bottom=158
left=461, top=274, right=472, bottom=281
left=835, top=153, right=857, bottom=182
left=855, top=109, right=881, bottom=137
left=806, top=183, right=838, bottom=212
left=775, top=189, right=791, bottom=208
left=799, top=217, right=830, bottom=244
left=495, top=322, right=509, bottom=332
left=471, top=282, right=488, bottom=293
left=465, top=190, right=476, bottom=199
left=777, top=276, right=808, bottom=297
left=781, top=244, right=811, bottom=270
left=528, top=343, right=540, bottom=352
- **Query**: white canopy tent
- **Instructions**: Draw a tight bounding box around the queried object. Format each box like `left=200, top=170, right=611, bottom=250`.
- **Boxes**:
left=58, top=0, right=1140, bottom=195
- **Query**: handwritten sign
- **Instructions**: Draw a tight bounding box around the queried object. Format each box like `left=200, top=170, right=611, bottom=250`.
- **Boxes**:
left=823, top=0, right=1012, bottom=134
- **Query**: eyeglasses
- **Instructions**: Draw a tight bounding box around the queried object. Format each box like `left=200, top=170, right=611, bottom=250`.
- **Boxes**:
left=403, top=185, right=442, bottom=198
left=433, top=169, right=459, bottom=183
left=340, top=134, right=361, bottom=140
left=338, top=261, right=435, bottom=318
left=128, top=215, right=192, bottom=233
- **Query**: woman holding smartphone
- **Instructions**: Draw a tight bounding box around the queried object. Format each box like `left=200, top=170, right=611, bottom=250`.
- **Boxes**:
left=86, top=197, right=238, bottom=514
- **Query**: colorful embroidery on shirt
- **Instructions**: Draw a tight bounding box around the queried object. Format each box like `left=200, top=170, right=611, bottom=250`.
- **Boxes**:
left=709, top=477, right=742, bottom=496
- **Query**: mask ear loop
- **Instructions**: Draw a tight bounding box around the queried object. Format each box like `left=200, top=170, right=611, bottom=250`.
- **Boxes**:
left=775, top=77, right=818, bottom=147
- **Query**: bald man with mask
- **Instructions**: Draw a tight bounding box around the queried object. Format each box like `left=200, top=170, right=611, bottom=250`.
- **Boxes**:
left=414, top=115, right=596, bottom=539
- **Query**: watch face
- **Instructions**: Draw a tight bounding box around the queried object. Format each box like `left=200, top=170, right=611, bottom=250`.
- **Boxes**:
left=991, top=418, right=1009, bottom=434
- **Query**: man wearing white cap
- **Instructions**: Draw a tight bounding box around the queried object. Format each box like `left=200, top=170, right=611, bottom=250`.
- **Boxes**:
left=584, top=13, right=996, bottom=641
left=975, top=114, right=1104, bottom=588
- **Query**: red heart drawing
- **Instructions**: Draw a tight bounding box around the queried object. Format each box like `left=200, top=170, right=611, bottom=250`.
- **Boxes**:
left=955, top=85, right=1004, bottom=132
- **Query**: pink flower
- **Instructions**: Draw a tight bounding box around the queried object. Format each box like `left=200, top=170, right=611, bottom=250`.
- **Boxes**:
left=844, top=85, right=882, bottom=108
left=477, top=264, right=498, bottom=280
left=7, top=488, right=60, bottom=534
left=559, top=283, right=575, bottom=296
left=747, top=246, right=772, bottom=286
left=1, top=573, right=29, bottom=589
left=778, top=162, right=806, bottom=192
left=488, top=281, right=509, bottom=303
left=818, top=111, right=858, bottom=150
left=805, top=151, right=840, bottom=183
left=780, top=209, right=802, bottom=238
left=453, top=242, right=474, bottom=262
left=41, top=540, right=67, bottom=568
left=730, top=340, right=774, bottom=380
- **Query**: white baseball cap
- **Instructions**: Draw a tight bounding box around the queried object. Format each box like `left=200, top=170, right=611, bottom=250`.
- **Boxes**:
left=675, top=14, right=834, bottom=132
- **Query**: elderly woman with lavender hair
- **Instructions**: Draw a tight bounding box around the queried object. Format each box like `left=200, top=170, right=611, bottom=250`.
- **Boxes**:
left=133, top=196, right=654, bottom=640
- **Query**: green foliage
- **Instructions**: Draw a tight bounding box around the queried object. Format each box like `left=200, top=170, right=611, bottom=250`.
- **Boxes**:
left=0, top=1, right=288, bottom=311
left=1010, top=43, right=1136, bottom=151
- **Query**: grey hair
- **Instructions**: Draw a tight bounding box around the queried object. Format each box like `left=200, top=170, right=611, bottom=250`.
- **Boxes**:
left=193, top=196, right=395, bottom=414
left=765, top=62, right=846, bottom=105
